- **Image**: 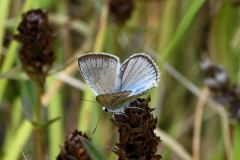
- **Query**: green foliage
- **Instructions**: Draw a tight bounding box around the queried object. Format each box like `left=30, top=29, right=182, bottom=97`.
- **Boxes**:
left=79, top=136, right=106, bottom=160
left=0, top=0, right=240, bottom=160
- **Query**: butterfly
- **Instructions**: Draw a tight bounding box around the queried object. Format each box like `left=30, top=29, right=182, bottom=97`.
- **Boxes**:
left=78, top=53, right=160, bottom=112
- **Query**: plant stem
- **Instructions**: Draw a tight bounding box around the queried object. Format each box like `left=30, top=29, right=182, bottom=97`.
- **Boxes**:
left=193, top=88, right=208, bottom=160
left=155, top=128, right=192, bottom=160
left=34, top=80, right=43, bottom=160
left=93, top=0, right=109, bottom=52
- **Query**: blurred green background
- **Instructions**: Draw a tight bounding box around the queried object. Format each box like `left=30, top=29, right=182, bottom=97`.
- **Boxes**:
left=0, top=0, right=240, bottom=159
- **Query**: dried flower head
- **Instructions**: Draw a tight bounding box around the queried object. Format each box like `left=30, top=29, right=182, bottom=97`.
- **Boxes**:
left=15, top=9, right=55, bottom=82
left=57, top=130, right=91, bottom=160
left=227, top=86, right=240, bottom=120
left=109, top=0, right=134, bottom=24
left=201, top=60, right=240, bottom=121
left=201, top=60, right=229, bottom=92
left=112, top=98, right=161, bottom=160
left=230, top=0, right=240, bottom=5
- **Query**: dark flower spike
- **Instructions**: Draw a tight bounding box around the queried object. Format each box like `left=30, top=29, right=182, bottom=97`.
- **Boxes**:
left=227, top=86, right=240, bottom=120
left=112, top=98, right=161, bottom=160
left=57, top=130, right=91, bottom=160
left=109, top=0, right=135, bottom=24
left=201, top=60, right=240, bottom=121
left=230, top=0, right=240, bottom=5
left=15, top=9, right=55, bottom=82
left=201, top=60, right=229, bottom=92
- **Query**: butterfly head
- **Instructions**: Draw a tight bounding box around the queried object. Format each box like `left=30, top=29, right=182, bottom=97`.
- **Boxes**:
left=102, top=104, right=128, bottom=112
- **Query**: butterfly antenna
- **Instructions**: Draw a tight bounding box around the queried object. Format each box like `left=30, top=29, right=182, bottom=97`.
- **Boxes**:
left=92, top=111, right=103, bottom=135
left=80, top=98, right=97, bottom=104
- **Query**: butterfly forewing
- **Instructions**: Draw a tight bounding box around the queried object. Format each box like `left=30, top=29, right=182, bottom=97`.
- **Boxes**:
left=78, top=53, right=120, bottom=95
left=119, top=53, right=160, bottom=95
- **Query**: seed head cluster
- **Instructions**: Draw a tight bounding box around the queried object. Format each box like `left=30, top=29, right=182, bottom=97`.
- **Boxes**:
left=112, top=98, right=161, bottom=160
left=15, top=9, right=55, bottom=82
left=109, top=0, right=134, bottom=24
left=201, top=60, right=240, bottom=120
left=57, top=130, right=91, bottom=160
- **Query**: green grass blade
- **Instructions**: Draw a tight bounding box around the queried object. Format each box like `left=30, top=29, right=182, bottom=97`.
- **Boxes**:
left=161, top=0, right=206, bottom=62
left=233, top=123, right=240, bottom=160
left=0, top=0, right=11, bottom=54
left=47, top=78, right=63, bottom=159
left=0, top=0, right=33, bottom=100
left=233, top=35, right=240, bottom=160
left=3, top=120, right=33, bottom=160
left=0, top=42, right=18, bottom=100
left=1, top=98, right=22, bottom=155
left=155, top=128, right=192, bottom=160
left=78, top=87, right=95, bottom=132
left=79, top=136, right=105, bottom=160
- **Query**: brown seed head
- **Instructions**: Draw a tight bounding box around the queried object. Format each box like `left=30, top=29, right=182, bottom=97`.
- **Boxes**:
left=112, top=98, right=161, bottom=160
left=15, top=9, right=55, bottom=82
left=57, top=130, right=91, bottom=160
left=109, top=0, right=134, bottom=24
left=230, top=0, right=240, bottom=6
left=201, top=60, right=229, bottom=92
left=227, top=86, right=240, bottom=120
left=201, top=60, right=240, bottom=121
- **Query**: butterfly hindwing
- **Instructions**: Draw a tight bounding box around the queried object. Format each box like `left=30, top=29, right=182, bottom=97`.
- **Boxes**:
left=96, top=90, right=132, bottom=107
left=119, top=53, right=160, bottom=96
left=78, top=53, right=120, bottom=95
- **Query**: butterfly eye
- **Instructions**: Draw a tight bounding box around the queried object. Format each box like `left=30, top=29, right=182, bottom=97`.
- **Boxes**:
left=103, top=107, right=109, bottom=112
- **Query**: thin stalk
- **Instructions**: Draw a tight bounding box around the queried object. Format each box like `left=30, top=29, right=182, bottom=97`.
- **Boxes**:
left=163, top=63, right=232, bottom=160
left=192, top=88, right=209, bottom=160
left=48, top=88, right=63, bottom=159
left=113, top=24, right=124, bottom=56
left=3, top=120, right=33, bottom=160
left=233, top=123, right=240, bottom=160
left=93, top=0, right=109, bottom=52
left=155, top=128, right=192, bottom=160
left=0, top=0, right=11, bottom=56
left=2, top=97, right=22, bottom=154
left=34, top=80, right=43, bottom=160
left=232, top=37, right=240, bottom=160
left=219, top=112, right=232, bottom=160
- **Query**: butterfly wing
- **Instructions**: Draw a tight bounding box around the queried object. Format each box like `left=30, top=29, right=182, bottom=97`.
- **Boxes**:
left=119, top=53, right=160, bottom=96
left=96, top=90, right=132, bottom=107
left=78, top=53, right=120, bottom=95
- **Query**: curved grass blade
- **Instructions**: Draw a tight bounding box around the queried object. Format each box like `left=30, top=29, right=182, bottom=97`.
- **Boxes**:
left=0, top=67, right=28, bottom=80
left=161, top=0, right=206, bottom=62
left=79, top=136, right=105, bottom=160
left=3, top=120, right=33, bottom=160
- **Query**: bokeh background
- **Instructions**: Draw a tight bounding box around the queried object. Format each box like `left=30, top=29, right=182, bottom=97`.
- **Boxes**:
left=0, top=0, right=240, bottom=159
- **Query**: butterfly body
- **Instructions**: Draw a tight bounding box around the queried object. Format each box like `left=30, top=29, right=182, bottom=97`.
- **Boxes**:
left=78, top=53, right=160, bottom=112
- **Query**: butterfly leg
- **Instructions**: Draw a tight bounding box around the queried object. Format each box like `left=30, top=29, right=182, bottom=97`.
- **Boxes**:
left=112, top=112, right=129, bottom=119
left=126, top=106, right=145, bottom=112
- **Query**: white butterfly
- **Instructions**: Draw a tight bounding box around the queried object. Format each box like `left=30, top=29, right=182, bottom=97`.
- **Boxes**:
left=78, top=53, right=160, bottom=112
